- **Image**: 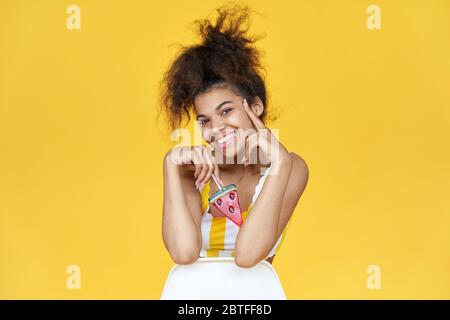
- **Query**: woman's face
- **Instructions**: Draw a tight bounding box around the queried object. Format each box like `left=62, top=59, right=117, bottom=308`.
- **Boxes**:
left=194, top=85, right=264, bottom=161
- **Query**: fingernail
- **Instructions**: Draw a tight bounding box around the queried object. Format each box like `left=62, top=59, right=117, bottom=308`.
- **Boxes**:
left=198, top=182, right=205, bottom=190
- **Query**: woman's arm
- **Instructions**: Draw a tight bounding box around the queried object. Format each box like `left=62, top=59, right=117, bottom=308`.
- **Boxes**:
left=162, top=145, right=221, bottom=264
left=235, top=100, right=309, bottom=268
left=235, top=152, right=309, bottom=267
left=234, top=151, right=292, bottom=267
left=162, top=152, right=202, bottom=265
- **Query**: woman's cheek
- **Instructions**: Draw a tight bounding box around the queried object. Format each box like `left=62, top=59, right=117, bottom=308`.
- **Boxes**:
left=228, top=112, right=248, bottom=127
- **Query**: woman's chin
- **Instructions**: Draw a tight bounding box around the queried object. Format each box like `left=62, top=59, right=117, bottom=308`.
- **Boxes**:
left=213, top=143, right=244, bottom=164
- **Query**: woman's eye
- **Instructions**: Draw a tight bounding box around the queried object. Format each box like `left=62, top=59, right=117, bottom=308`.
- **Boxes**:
left=220, top=108, right=232, bottom=116
left=199, top=119, right=209, bottom=126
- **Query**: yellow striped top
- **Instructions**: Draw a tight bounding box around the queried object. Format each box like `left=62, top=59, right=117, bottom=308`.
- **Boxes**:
left=198, top=164, right=290, bottom=258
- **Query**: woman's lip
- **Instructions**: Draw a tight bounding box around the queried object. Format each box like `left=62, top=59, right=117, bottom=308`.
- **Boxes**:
left=221, top=138, right=232, bottom=148
left=212, top=134, right=235, bottom=149
left=216, top=133, right=236, bottom=147
left=212, top=139, right=231, bottom=149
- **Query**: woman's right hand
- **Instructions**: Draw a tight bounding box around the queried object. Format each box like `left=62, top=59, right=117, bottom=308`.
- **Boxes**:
left=166, top=145, right=223, bottom=190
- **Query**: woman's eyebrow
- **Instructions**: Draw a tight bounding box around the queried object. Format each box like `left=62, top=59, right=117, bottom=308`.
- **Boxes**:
left=196, top=100, right=233, bottom=119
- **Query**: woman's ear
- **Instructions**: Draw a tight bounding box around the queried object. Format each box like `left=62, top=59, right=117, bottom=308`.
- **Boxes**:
left=250, top=96, right=264, bottom=118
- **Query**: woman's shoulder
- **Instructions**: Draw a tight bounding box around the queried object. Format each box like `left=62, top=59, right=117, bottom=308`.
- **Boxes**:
left=286, top=152, right=309, bottom=187
left=288, top=152, right=308, bottom=173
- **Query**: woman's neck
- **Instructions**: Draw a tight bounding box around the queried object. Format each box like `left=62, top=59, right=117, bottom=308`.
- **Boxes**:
left=217, top=159, right=270, bottom=182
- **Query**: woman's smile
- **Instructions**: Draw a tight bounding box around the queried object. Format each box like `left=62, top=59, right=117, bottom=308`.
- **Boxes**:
left=215, top=132, right=236, bottom=148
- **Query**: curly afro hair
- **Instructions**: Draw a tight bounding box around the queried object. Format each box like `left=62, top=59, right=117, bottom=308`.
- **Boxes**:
left=159, top=4, right=270, bottom=131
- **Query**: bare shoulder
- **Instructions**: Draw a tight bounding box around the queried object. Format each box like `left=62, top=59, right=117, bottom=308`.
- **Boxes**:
left=274, top=152, right=309, bottom=235
left=289, top=152, right=309, bottom=182
left=284, top=152, right=309, bottom=200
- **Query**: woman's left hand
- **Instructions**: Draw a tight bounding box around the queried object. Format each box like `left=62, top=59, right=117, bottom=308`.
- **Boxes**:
left=242, top=99, right=290, bottom=166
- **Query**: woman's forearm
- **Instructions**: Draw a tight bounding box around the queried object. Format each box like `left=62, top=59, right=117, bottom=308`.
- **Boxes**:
left=162, top=156, right=201, bottom=263
left=235, top=152, right=292, bottom=266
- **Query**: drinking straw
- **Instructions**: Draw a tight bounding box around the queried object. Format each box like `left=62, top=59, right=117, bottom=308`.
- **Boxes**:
left=211, top=173, right=223, bottom=191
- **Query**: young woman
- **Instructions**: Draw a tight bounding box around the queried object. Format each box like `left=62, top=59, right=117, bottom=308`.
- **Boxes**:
left=160, top=5, right=309, bottom=268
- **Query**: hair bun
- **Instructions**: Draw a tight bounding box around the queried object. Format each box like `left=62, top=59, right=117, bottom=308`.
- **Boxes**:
left=195, top=5, right=262, bottom=70
left=160, top=4, right=270, bottom=131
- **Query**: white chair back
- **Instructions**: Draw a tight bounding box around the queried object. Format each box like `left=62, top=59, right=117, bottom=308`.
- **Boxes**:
left=161, top=257, right=287, bottom=300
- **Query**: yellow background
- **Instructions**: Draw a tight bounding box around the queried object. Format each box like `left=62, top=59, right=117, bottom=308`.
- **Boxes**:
left=1, top=0, right=449, bottom=299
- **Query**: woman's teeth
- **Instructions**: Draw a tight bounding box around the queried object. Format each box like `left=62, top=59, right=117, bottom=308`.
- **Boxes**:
left=217, top=133, right=236, bottom=144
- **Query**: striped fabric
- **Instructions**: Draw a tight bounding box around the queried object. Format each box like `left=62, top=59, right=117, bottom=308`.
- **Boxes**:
left=199, top=165, right=290, bottom=258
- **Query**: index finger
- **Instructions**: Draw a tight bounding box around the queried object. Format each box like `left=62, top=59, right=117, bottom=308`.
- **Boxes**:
left=243, top=98, right=266, bottom=130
